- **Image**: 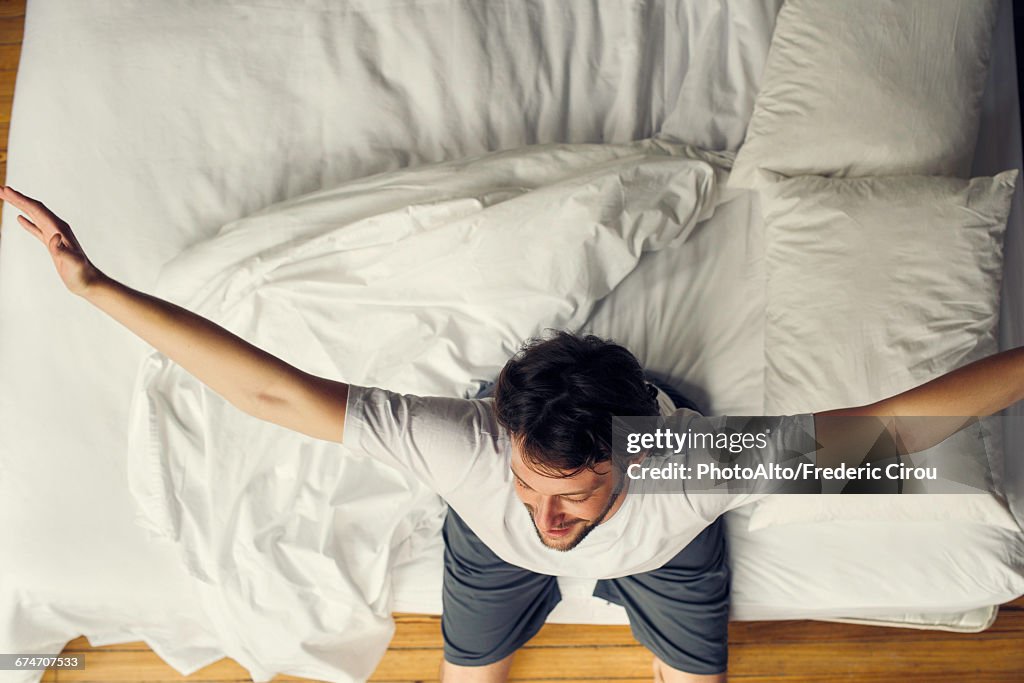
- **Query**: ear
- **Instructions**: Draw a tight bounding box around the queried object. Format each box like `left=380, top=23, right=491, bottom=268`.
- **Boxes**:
left=613, top=449, right=649, bottom=478
left=629, top=449, right=651, bottom=466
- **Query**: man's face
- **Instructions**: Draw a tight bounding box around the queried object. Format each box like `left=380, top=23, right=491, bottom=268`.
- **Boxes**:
left=509, top=437, right=626, bottom=552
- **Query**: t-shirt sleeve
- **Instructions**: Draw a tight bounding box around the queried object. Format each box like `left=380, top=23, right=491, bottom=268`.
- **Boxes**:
left=681, top=411, right=818, bottom=521
left=343, top=383, right=498, bottom=497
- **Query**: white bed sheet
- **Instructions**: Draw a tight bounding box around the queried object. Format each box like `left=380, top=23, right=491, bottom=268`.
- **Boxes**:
left=392, top=496, right=1024, bottom=630
left=393, top=186, right=1024, bottom=630
left=0, top=0, right=1021, bottom=682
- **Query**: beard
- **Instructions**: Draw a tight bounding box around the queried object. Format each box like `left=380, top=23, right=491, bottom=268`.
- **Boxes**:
left=526, top=477, right=625, bottom=552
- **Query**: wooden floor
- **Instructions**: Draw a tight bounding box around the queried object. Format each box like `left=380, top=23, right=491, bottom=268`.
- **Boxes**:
left=31, top=601, right=1024, bottom=682
left=4, top=2, right=1024, bottom=681
left=0, top=0, right=20, bottom=190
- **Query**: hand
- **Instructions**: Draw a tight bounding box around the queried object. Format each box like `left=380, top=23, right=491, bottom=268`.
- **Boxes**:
left=3, top=185, right=106, bottom=296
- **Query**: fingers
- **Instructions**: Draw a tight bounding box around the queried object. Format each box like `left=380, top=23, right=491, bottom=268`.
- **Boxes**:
left=4, top=185, right=76, bottom=244
left=17, top=213, right=43, bottom=240
left=4, top=186, right=87, bottom=259
left=2, top=184, right=39, bottom=208
left=2, top=185, right=51, bottom=223
left=1, top=184, right=25, bottom=207
left=2, top=185, right=35, bottom=219
left=19, top=212, right=65, bottom=253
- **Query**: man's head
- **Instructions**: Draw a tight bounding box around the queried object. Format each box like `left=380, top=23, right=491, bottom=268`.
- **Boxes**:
left=493, top=331, right=660, bottom=551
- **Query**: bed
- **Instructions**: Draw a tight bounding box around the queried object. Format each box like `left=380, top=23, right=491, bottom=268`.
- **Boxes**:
left=1, top=1, right=1022, bottom=682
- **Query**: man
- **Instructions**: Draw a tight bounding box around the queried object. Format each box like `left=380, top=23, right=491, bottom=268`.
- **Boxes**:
left=9, top=184, right=1024, bottom=682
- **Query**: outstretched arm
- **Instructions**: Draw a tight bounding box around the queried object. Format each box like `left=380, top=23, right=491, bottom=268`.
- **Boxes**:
left=812, top=347, right=1024, bottom=468
left=6, top=185, right=350, bottom=442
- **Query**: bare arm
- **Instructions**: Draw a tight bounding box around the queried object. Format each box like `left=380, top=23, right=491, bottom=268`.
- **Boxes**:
left=7, top=185, right=350, bottom=443
left=812, top=347, right=1024, bottom=468
left=82, top=277, right=350, bottom=437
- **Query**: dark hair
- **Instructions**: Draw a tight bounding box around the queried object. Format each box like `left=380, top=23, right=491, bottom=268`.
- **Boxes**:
left=493, top=330, right=659, bottom=477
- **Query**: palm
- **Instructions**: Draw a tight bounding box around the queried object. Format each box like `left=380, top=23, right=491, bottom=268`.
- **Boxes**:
left=2, top=186, right=102, bottom=294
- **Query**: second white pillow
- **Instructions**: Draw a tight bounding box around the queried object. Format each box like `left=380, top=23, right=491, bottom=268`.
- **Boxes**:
left=752, top=169, right=1019, bottom=532
left=730, top=0, right=999, bottom=189
left=763, top=171, right=1017, bottom=414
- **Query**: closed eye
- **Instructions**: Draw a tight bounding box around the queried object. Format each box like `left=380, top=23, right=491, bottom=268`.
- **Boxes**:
left=512, top=469, right=592, bottom=501
left=562, top=494, right=591, bottom=503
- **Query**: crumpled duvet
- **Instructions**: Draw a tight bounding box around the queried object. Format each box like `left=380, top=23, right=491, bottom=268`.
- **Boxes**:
left=125, top=138, right=726, bottom=682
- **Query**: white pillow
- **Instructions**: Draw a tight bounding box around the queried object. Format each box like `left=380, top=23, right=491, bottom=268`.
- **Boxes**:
left=730, top=0, right=999, bottom=190
left=752, top=170, right=1020, bottom=532
left=748, top=494, right=1022, bottom=532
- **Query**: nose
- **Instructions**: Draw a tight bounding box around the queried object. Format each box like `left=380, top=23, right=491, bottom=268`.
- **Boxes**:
left=535, top=495, right=567, bottom=530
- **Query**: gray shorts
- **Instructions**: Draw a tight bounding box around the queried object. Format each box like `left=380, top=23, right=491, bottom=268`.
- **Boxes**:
left=440, top=507, right=730, bottom=676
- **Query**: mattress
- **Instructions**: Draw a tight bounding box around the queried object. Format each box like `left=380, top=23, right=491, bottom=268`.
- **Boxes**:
left=0, top=1, right=1021, bottom=681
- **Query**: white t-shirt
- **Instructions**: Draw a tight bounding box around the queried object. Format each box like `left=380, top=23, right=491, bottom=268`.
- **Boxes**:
left=343, top=383, right=816, bottom=579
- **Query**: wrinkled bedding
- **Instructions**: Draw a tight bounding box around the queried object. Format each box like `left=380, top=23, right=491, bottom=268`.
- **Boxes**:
left=126, top=140, right=725, bottom=680
left=1, top=1, right=1022, bottom=682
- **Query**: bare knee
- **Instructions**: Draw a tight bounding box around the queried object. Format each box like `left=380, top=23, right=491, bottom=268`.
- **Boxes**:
left=439, top=652, right=515, bottom=683
left=652, top=655, right=727, bottom=683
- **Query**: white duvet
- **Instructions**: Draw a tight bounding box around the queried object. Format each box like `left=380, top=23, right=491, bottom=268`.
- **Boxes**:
left=126, top=139, right=725, bottom=682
